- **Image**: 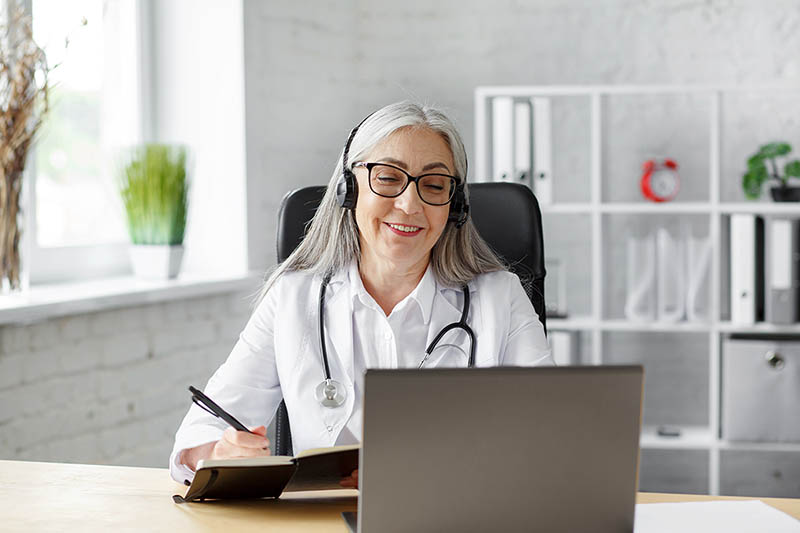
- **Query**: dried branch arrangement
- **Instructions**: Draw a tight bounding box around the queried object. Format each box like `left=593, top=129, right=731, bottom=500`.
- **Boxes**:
left=0, top=5, right=50, bottom=291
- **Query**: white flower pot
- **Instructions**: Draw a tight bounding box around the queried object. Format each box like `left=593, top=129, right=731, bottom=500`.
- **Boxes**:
left=129, top=245, right=184, bottom=280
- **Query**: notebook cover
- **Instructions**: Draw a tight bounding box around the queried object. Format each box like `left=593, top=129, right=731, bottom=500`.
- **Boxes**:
left=178, top=463, right=297, bottom=502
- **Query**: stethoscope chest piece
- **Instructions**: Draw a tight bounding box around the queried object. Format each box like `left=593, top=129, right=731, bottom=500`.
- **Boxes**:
left=315, top=378, right=346, bottom=408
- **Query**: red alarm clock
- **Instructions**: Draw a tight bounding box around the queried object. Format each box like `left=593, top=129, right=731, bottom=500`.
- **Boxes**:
left=641, top=158, right=679, bottom=202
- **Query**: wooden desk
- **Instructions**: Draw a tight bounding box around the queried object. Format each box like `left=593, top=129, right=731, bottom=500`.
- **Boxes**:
left=1, top=460, right=798, bottom=532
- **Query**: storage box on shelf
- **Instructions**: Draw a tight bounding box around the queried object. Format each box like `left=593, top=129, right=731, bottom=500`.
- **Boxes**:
left=475, top=84, right=800, bottom=497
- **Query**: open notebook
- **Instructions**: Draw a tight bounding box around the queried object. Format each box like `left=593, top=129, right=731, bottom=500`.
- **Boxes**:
left=172, top=444, right=359, bottom=503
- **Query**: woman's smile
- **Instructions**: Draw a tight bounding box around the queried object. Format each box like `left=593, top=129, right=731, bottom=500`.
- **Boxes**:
left=384, top=221, right=424, bottom=236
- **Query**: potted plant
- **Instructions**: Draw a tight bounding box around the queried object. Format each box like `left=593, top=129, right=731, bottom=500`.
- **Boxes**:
left=119, top=143, right=189, bottom=279
left=742, top=141, right=800, bottom=201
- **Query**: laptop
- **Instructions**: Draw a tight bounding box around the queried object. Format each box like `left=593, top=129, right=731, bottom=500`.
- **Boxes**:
left=345, top=365, right=643, bottom=533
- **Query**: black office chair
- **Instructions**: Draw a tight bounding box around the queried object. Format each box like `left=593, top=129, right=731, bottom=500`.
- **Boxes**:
left=273, top=182, right=546, bottom=456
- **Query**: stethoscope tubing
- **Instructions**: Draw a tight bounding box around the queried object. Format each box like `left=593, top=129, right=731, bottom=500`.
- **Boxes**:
left=317, top=274, right=474, bottom=392
left=420, top=287, right=474, bottom=367
left=319, top=272, right=334, bottom=381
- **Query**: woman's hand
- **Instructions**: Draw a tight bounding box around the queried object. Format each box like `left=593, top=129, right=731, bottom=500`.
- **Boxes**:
left=209, top=425, right=271, bottom=460
left=340, top=469, right=359, bottom=489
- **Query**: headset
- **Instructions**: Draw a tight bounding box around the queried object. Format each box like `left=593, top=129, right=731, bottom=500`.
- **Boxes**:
left=335, top=112, right=470, bottom=228
left=316, top=112, right=475, bottom=409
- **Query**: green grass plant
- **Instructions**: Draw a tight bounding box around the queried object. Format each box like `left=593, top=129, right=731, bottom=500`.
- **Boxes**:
left=119, top=144, right=189, bottom=245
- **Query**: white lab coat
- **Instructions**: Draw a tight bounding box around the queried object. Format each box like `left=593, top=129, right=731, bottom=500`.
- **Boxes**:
left=170, top=266, right=552, bottom=482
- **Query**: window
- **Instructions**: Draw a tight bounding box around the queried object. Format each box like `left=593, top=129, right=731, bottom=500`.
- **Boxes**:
left=24, top=0, right=150, bottom=283
left=11, top=0, right=249, bottom=284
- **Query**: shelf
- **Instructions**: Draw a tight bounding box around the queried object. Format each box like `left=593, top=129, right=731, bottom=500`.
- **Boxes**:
left=640, top=428, right=800, bottom=452
left=640, top=426, right=713, bottom=450
left=476, top=84, right=800, bottom=496
left=540, top=202, right=800, bottom=215
left=600, top=203, right=711, bottom=214
left=540, top=202, right=712, bottom=214
left=475, top=84, right=800, bottom=98
left=539, top=202, right=800, bottom=215
left=540, top=203, right=592, bottom=214
left=718, top=440, right=800, bottom=453
left=601, top=319, right=712, bottom=332
left=547, top=316, right=596, bottom=330
left=718, top=203, right=800, bottom=215
left=548, top=317, right=712, bottom=333
left=717, top=322, right=800, bottom=335
left=551, top=318, right=800, bottom=334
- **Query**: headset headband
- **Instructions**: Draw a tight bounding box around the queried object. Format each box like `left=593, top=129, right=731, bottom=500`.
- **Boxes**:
left=342, top=112, right=375, bottom=180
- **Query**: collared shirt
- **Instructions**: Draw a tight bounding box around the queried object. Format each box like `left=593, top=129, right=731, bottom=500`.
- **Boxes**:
left=337, top=262, right=442, bottom=444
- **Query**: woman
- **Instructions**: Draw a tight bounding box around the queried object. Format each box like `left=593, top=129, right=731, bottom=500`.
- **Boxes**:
left=169, top=101, right=552, bottom=486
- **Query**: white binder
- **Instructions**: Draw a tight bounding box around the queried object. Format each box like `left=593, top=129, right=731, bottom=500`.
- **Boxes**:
left=685, top=233, right=712, bottom=322
left=730, top=214, right=764, bottom=324
left=491, top=97, right=514, bottom=182
left=531, top=97, right=552, bottom=204
left=766, top=217, right=800, bottom=324
left=624, top=233, right=657, bottom=322
left=656, top=228, right=685, bottom=322
left=513, top=100, right=532, bottom=188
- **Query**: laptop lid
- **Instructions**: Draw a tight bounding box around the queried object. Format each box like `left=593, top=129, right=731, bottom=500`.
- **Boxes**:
left=358, top=365, right=643, bottom=533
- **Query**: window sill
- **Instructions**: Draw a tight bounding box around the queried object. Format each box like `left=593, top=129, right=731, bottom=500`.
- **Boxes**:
left=0, top=271, right=263, bottom=326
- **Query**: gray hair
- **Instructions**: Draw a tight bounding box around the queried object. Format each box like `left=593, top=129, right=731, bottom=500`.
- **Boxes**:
left=254, top=101, right=505, bottom=307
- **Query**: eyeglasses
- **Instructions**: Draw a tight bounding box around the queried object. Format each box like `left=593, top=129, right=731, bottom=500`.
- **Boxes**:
left=353, top=162, right=460, bottom=206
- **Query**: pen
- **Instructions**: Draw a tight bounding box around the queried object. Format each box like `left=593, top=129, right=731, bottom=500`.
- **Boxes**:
left=188, top=385, right=255, bottom=434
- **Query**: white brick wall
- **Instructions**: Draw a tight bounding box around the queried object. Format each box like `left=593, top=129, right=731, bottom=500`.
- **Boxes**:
left=0, top=290, right=253, bottom=468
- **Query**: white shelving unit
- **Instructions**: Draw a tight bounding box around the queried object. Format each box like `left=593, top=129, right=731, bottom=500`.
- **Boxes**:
left=475, top=84, right=800, bottom=496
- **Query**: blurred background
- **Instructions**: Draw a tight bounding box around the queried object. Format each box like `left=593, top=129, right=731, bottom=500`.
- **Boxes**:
left=1, top=0, right=799, bottom=498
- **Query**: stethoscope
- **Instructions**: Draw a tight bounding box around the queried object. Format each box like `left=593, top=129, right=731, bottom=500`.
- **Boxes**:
left=315, top=273, right=476, bottom=408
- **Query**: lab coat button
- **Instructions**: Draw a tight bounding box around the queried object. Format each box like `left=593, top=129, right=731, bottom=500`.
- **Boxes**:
left=326, top=425, right=333, bottom=432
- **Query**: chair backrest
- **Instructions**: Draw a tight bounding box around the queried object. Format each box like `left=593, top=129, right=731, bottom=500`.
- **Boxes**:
left=272, top=182, right=547, bottom=455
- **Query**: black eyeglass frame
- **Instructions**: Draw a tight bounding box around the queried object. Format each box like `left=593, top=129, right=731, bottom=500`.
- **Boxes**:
left=353, top=161, right=462, bottom=206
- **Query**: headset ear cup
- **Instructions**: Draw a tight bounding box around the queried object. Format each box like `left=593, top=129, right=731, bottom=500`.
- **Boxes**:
left=447, top=196, right=458, bottom=225
left=456, top=203, right=469, bottom=228
left=336, top=170, right=358, bottom=209
left=448, top=186, right=469, bottom=227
